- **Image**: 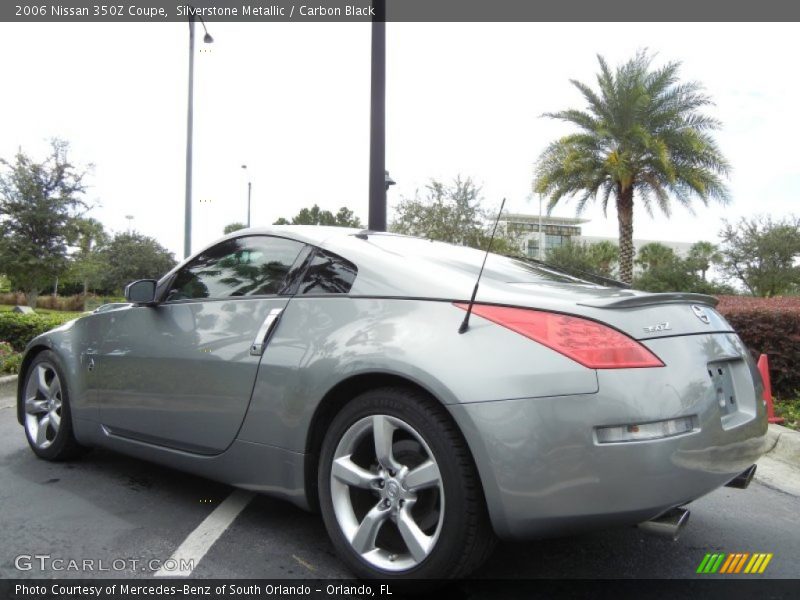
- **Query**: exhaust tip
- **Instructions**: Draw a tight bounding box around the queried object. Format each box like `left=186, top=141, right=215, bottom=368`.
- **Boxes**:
left=725, top=464, right=757, bottom=489
left=638, top=507, right=691, bottom=541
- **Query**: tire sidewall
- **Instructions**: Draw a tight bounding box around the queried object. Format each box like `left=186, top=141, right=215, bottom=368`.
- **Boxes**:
left=318, top=388, right=477, bottom=580
left=23, top=350, right=76, bottom=460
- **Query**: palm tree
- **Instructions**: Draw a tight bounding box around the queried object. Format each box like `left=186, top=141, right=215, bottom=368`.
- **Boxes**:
left=635, top=242, right=678, bottom=271
left=687, top=240, right=722, bottom=281
left=534, top=51, right=730, bottom=283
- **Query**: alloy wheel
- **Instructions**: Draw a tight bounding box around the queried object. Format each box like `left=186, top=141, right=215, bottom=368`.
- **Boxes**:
left=24, top=363, right=63, bottom=450
left=330, top=414, right=445, bottom=572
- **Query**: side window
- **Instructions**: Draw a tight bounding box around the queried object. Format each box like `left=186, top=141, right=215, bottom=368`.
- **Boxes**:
left=166, top=236, right=305, bottom=301
left=298, top=249, right=358, bottom=295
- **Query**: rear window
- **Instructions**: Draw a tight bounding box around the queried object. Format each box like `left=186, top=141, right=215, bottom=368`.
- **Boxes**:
left=366, top=234, right=582, bottom=284
left=298, top=249, right=358, bottom=294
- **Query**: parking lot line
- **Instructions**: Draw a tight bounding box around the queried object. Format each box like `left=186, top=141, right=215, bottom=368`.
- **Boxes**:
left=155, top=489, right=255, bottom=577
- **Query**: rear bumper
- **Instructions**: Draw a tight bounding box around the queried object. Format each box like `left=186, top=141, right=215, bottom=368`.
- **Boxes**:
left=448, top=333, right=770, bottom=540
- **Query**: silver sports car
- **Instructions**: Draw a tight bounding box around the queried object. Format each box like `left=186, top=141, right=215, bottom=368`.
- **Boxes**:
left=17, top=226, right=768, bottom=580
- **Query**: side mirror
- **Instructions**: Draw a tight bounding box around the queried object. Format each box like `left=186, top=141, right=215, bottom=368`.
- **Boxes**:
left=124, top=279, right=158, bottom=305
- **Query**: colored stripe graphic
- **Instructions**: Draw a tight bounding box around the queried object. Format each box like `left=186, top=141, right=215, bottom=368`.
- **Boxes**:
left=719, top=554, right=736, bottom=574
left=734, top=553, right=749, bottom=573
left=745, top=554, right=760, bottom=573
left=719, top=554, right=738, bottom=573
left=758, top=554, right=773, bottom=573
left=697, top=552, right=772, bottom=574
left=697, top=554, right=713, bottom=573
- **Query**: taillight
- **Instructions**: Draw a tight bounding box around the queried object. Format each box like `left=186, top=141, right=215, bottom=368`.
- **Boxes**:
left=454, top=303, right=664, bottom=369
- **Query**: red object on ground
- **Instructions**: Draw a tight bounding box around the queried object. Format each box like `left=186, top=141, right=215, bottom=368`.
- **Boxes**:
left=757, top=354, right=784, bottom=424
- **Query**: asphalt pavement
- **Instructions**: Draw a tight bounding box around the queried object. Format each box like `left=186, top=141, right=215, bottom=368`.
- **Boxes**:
left=1, top=388, right=798, bottom=584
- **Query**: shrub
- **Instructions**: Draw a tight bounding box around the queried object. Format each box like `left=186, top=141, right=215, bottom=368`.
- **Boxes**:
left=0, top=312, right=79, bottom=352
left=0, top=341, right=22, bottom=374
left=35, top=294, right=86, bottom=311
left=715, top=295, right=800, bottom=399
left=0, top=293, right=125, bottom=312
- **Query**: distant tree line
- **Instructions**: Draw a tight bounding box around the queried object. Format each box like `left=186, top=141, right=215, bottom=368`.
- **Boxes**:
left=0, top=140, right=176, bottom=307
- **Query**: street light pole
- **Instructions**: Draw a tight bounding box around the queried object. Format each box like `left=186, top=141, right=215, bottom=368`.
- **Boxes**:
left=538, top=194, right=545, bottom=261
left=184, top=12, right=214, bottom=259
left=241, top=164, right=252, bottom=227
left=368, top=0, right=387, bottom=231
left=247, top=181, right=252, bottom=227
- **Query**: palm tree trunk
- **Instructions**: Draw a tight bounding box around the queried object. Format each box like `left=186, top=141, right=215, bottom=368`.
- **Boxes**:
left=617, top=188, right=635, bottom=284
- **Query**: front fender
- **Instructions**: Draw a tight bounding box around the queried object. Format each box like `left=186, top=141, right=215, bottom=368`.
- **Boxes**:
left=17, top=316, right=95, bottom=426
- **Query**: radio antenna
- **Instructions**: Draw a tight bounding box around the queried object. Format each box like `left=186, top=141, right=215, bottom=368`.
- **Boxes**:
left=458, top=198, right=506, bottom=334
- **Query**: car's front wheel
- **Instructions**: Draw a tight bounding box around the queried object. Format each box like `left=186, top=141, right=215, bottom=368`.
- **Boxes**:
left=22, top=350, right=87, bottom=461
left=318, top=387, right=495, bottom=580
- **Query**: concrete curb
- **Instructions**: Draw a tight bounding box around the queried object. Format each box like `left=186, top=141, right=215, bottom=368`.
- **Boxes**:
left=766, top=423, right=800, bottom=466
left=0, top=374, right=17, bottom=396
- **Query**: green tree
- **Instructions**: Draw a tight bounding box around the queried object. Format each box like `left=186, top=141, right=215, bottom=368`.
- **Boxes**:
left=223, top=222, right=247, bottom=235
left=587, top=240, right=620, bottom=277
left=99, top=232, right=177, bottom=293
left=633, top=243, right=698, bottom=292
left=686, top=241, right=722, bottom=281
left=333, top=207, right=363, bottom=228
left=0, top=140, right=91, bottom=307
left=546, top=240, right=619, bottom=278
left=635, top=242, right=678, bottom=271
left=392, top=177, right=482, bottom=244
left=274, top=204, right=363, bottom=227
left=391, top=177, right=516, bottom=254
left=718, top=216, right=800, bottom=297
left=66, top=217, right=108, bottom=296
left=534, top=51, right=730, bottom=284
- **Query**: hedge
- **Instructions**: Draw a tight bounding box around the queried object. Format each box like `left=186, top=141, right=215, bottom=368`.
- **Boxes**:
left=0, top=312, right=79, bottom=352
left=716, top=296, right=800, bottom=399
left=0, top=293, right=125, bottom=312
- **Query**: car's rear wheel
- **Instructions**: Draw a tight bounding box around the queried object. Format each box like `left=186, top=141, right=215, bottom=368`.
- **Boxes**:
left=318, top=387, right=495, bottom=581
left=22, top=351, right=87, bottom=461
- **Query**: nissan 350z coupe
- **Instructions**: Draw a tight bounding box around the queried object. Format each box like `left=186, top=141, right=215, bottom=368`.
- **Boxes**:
left=17, top=226, right=768, bottom=580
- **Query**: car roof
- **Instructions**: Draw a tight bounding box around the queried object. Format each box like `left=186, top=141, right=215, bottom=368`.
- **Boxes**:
left=225, top=225, right=363, bottom=247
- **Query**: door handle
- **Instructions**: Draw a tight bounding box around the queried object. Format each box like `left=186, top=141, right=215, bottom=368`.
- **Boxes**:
left=250, top=308, right=284, bottom=356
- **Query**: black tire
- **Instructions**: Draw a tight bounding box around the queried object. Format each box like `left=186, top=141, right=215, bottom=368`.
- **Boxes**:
left=318, top=386, right=496, bottom=581
left=21, top=350, right=88, bottom=461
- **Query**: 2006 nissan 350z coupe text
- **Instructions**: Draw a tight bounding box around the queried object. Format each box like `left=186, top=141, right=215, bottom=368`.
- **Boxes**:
left=17, top=226, right=768, bottom=580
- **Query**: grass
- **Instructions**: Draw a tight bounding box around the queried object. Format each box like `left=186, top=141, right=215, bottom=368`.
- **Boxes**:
left=775, top=398, right=800, bottom=431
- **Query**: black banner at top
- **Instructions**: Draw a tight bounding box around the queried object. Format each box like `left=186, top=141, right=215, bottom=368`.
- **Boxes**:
left=4, top=0, right=800, bottom=23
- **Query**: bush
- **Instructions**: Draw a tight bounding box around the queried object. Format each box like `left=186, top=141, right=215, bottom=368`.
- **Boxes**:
left=715, top=295, right=800, bottom=399
left=0, top=293, right=124, bottom=312
left=35, top=294, right=86, bottom=311
left=0, top=312, right=78, bottom=352
left=0, top=341, right=22, bottom=374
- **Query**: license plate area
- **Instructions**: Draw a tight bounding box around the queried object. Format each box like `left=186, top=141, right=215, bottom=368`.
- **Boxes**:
left=708, top=359, right=739, bottom=417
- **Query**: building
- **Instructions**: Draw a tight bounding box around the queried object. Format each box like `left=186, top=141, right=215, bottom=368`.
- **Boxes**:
left=498, top=213, right=588, bottom=259
left=499, top=211, right=697, bottom=266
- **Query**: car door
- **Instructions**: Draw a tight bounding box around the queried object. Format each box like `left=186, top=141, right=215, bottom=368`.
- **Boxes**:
left=95, top=234, right=307, bottom=454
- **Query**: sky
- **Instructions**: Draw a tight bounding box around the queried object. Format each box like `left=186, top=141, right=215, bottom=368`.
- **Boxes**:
left=0, top=21, right=798, bottom=259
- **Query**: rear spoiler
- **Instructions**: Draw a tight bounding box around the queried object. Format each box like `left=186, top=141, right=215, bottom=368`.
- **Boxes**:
left=577, top=292, right=719, bottom=309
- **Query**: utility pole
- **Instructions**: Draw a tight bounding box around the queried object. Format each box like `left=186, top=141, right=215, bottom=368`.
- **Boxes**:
left=368, top=0, right=387, bottom=231
left=247, top=181, right=252, bottom=227
left=184, top=12, right=214, bottom=258
left=242, top=165, right=252, bottom=227
left=538, top=194, right=545, bottom=261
